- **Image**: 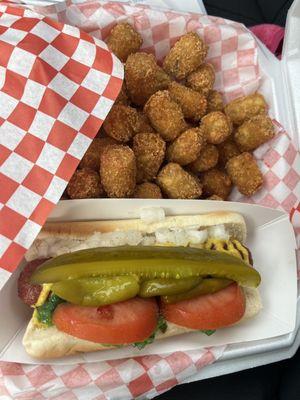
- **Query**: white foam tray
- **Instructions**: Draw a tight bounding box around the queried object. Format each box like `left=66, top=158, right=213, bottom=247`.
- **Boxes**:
left=9, top=0, right=300, bottom=384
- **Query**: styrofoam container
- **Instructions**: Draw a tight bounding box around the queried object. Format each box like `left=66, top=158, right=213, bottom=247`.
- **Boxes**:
left=0, top=200, right=297, bottom=365
left=0, top=0, right=299, bottom=379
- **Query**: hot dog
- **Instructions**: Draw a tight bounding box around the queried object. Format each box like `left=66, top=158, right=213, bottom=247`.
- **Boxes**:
left=19, top=211, right=262, bottom=359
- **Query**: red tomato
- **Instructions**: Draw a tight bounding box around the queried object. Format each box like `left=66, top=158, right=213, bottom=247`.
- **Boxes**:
left=53, top=297, right=158, bottom=344
left=161, top=283, right=245, bottom=330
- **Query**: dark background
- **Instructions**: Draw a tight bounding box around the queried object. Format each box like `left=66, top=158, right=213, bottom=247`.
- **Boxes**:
left=204, top=0, right=293, bottom=26
left=158, top=0, right=299, bottom=399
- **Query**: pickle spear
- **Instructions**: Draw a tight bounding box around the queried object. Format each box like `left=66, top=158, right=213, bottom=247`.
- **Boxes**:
left=30, top=246, right=261, bottom=288
left=139, top=277, right=202, bottom=297
left=51, top=276, right=139, bottom=306
left=162, top=278, right=232, bottom=304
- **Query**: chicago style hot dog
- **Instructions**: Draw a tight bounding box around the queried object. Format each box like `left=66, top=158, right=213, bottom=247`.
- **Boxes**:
left=18, top=211, right=262, bottom=359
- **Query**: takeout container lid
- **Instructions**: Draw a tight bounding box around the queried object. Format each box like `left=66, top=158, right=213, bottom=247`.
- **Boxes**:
left=282, top=0, right=300, bottom=142
left=252, top=0, right=300, bottom=143
left=0, top=199, right=297, bottom=365
left=0, top=0, right=298, bottom=366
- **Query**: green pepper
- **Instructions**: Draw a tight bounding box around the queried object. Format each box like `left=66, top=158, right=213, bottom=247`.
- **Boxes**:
left=162, top=278, right=233, bottom=303
left=36, top=293, right=65, bottom=326
left=139, top=277, right=202, bottom=297
left=30, top=246, right=260, bottom=288
left=51, top=275, right=140, bottom=306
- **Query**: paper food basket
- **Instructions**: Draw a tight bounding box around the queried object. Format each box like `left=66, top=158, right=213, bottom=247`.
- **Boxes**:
left=0, top=0, right=299, bottom=398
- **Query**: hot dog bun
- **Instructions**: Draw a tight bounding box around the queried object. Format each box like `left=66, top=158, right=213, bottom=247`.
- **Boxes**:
left=23, top=212, right=262, bottom=359
left=39, top=211, right=246, bottom=241
left=23, top=287, right=261, bottom=359
left=26, top=211, right=247, bottom=261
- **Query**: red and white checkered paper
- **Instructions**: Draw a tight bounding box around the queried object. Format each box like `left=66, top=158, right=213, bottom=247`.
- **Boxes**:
left=0, top=346, right=224, bottom=399
left=0, top=1, right=299, bottom=399
left=0, top=3, right=123, bottom=287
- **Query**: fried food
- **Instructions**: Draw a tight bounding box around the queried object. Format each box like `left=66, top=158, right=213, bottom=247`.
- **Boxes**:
left=163, top=32, right=207, bottom=80
left=224, top=93, right=267, bottom=125
left=60, top=188, right=69, bottom=200
left=78, top=138, right=102, bottom=171
left=186, top=64, right=215, bottom=96
left=168, top=81, right=207, bottom=121
left=166, top=128, right=205, bottom=166
left=79, top=137, right=117, bottom=171
left=103, top=104, right=140, bottom=143
left=157, top=163, right=202, bottom=199
left=134, top=182, right=162, bottom=199
left=217, top=138, right=240, bottom=167
left=226, top=152, right=263, bottom=196
left=188, top=144, right=219, bottom=173
left=115, top=83, right=130, bottom=105
left=144, top=90, right=187, bottom=141
left=201, top=111, right=232, bottom=144
left=133, top=132, right=166, bottom=183
left=107, top=22, right=142, bottom=62
left=100, top=145, right=136, bottom=198
left=67, top=169, right=103, bottom=199
left=201, top=169, right=232, bottom=200
left=68, top=25, right=274, bottom=202
left=207, top=90, right=224, bottom=112
left=133, top=111, right=154, bottom=134
left=125, top=52, right=171, bottom=106
left=234, top=115, right=275, bottom=151
left=207, top=194, right=223, bottom=200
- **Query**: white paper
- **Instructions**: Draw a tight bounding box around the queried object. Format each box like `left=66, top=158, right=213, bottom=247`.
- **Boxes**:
left=0, top=200, right=297, bottom=365
left=282, top=0, right=300, bottom=145
left=29, top=0, right=206, bottom=14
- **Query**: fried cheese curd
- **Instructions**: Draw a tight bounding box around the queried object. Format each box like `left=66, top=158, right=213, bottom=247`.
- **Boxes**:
left=103, top=104, right=154, bottom=143
left=201, top=169, right=232, bottom=200
left=125, top=52, right=171, bottom=106
left=133, top=132, right=166, bottom=183
left=166, top=127, right=205, bottom=166
left=115, top=83, right=130, bottom=105
left=234, top=114, right=275, bottom=151
left=186, top=63, right=215, bottom=96
left=144, top=90, right=187, bottom=141
left=163, top=32, right=208, bottom=80
left=224, top=93, right=267, bottom=125
left=206, top=194, right=223, bottom=201
left=103, top=104, right=138, bottom=142
left=67, top=169, right=103, bottom=199
left=134, top=182, right=162, bottom=199
left=201, top=111, right=233, bottom=144
left=168, top=81, right=207, bottom=122
left=226, top=152, right=263, bottom=197
left=100, top=145, right=136, bottom=198
left=107, top=22, right=143, bottom=62
left=157, top=163, right=202, bottom=199
left=188, top=144, right=219, bottom=173
left=79, top=137, right=117, bottom=171
left=134, top=111, right=154, bottom=134
left=217, top=138, right=241, bottom=167
left=207, top=90, right=224, bottom=112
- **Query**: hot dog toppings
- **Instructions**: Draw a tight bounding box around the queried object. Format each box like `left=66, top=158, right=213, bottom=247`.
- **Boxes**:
left=19, top=237, right=260, bottom=346
left=29, top=246, right=260, bottom=287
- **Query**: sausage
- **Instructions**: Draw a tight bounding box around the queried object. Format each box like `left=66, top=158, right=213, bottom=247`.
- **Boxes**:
left=18, top=259, right=47, bottom=306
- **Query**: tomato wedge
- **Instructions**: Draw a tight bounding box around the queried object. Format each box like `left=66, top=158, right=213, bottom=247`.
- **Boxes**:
left=53, top=297, right=158, bottom=344
left=161, top=283, right=245, bottom=330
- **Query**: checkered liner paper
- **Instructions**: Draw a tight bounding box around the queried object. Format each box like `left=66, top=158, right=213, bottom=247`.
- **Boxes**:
left=0, top=1, right=299, bottom=399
